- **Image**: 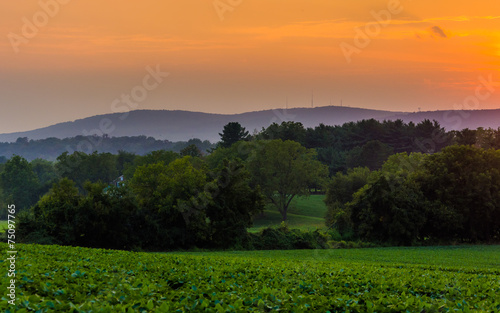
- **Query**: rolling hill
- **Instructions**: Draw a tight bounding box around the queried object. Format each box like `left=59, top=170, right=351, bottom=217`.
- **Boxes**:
left=1, top=106, right=500, bottom=143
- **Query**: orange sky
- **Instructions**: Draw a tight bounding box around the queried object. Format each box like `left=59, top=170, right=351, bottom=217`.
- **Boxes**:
left=0, top=0, right=499, bottom=133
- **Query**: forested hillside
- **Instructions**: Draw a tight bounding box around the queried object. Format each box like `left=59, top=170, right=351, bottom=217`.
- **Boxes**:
left=0, top=136, right=214, bottom=161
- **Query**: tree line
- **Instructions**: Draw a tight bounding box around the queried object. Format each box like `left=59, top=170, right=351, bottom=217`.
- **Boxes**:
left=17, top=157, right=264, bottom=250
left=5, top=136, right=326, bottom=249
left=0, top=136, right=214, bottom=161
left=3, top=118, right=499, bottom=167
left=325, top=145, right=500, bottom=245
left=2, top=119, right=500, bottom=249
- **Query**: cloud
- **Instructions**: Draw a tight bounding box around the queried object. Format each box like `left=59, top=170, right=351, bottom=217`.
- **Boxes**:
left=430, top=26, right=447, bottom=38
left=425, top=15, right=500, bottom=22
left=414, top=25, right=451, bottom=40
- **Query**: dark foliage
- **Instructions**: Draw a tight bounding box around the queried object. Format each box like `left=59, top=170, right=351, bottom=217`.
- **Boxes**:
left=218, top=122, right=250, bottom=148
left=327, top=146, right=500, bottom=245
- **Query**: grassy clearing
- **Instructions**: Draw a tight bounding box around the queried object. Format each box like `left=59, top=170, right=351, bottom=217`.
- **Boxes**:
left=2, top=243, right=499, bottom=312
left=250, top=194, right=327, bottom=232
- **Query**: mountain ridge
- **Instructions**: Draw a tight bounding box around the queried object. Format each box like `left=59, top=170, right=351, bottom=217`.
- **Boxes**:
left=1, top=106, right=499, bottom=143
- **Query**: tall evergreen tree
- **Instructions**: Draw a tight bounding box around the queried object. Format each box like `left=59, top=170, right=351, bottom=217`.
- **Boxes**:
left=218, top=122, right=249, bottom=148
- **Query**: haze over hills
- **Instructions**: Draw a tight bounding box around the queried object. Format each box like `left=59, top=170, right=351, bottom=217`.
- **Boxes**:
left=1, top=106, right=499, bottom=143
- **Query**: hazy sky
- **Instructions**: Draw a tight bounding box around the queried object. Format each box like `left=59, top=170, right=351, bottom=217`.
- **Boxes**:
left=1, top=0, right=499, bottom=134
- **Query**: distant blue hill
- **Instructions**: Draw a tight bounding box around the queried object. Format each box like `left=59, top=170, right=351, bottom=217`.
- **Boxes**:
left=0, top=106, right=499, bottom=143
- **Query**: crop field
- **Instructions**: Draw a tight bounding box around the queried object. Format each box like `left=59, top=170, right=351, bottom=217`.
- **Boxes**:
left=250, top=195, right=327, bottom=232
left=1, top=243, right=499, bottom=312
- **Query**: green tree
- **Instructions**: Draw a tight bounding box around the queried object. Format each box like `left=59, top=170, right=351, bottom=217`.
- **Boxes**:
left=18, top=178, right=140, bottom=249
left=123, top=150, right=179, bottom=179
left=180, top=144, right=203, bottom=158
left=325, top=167, right=371, bottom=233
left=453, top=128, right=477, bottom=146
left=30, top=158, right=59, bottom=197
left=129, top=157, right=208, bottom=248
left=419, top=145, right=500, bottom=241
left=248, top=140, right=328, bottom=221
left=346, top=140, right=394, bottom=170
left=75, top=182, right=139, bottom=249
left=330, top=153, right=430, bottom=244
left=468, top=127, right=500, bottom=149
left=31, top=159, right=58, bottom=185
left=259, top=121, right=307, bottom=145
left=55, top=152, right=118, bottom=190
left=205, top=140, right=260, bottom=170
left=413, top=119, right=450, bottom=153
left=26, top=178, right=80, bottom=244
left=218, top=122, right=249, bottom=148
left=382, top=119, right=414, bottom=153
left=315, top=146, right=347, bottom=175
left=0, top=155, right=40, bottom=213
left=174, top=138, right=214, bottom=154
left=326, top=167, right=371, bottom=207
left=380, top=152, right=427, bottom=175
left=203, top=159, right=264, bottom=248
left=346, top=171, right=428, bottom=245
left=331, top=148, right=500, bottom=244
left=116, top=150, right=137, bottom=174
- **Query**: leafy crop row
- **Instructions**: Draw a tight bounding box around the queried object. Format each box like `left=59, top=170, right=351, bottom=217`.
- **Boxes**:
left=1, top=243, right=499, bottom=312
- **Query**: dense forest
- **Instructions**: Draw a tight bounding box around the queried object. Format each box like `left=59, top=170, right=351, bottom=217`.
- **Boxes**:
left=0, top=136, right=214, bottom=161
left=2, top=118, right=500, bottom=250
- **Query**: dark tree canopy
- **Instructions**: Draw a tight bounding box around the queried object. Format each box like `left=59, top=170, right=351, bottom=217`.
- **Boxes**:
left=258, top=121, right=307, bottom=144
left=180, top=144, right=203, bottom=158
left=0, top=155, right=40, bottom=212
left=19, top=178, right=139, bottom=249
left=55, top=151, right=119, bottom=191
left=327, top=147, right=500, bottom=244
left=345, top=140, right=394, bottom=170
left=203, top=159, right=265, bottom=248
left=324, top=167, right=371, bottom=233
left=218, top=122, right=249, bottom=148
left=420, top=145, right=500, bottom=241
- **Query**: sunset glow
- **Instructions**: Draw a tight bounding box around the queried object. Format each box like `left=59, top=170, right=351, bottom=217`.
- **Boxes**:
left=1, top=0, right=499, bottom=133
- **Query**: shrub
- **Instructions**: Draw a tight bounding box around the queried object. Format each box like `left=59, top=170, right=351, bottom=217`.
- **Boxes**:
left=250, top=227, right=331, bottom=250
